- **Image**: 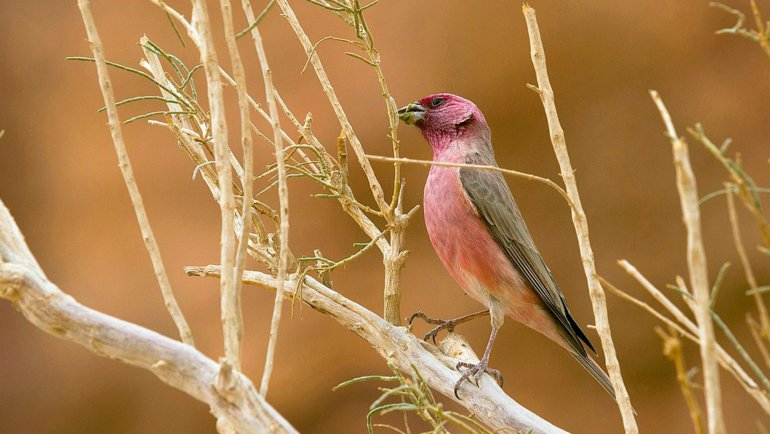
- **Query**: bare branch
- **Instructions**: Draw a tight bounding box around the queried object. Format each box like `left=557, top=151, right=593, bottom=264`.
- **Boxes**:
left=726, top=186, right=770, bottom=340
left=187, top=265, right=569, bottom=434
left=191, top=0, right=240, bottom=371
left=616, top=261, right=770, bottom=414
left=76, top=0, right=194, bottom=346
left=522, top=5, right=637, bottom=432
left=650, top=90, right=725, bottom=434
left=0, top=200, right=297, bottom=434
left=219, top=0, right=252, bottom=372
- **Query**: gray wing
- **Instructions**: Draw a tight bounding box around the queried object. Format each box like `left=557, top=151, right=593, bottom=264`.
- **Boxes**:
left=460, top=152, right=595, bottom=357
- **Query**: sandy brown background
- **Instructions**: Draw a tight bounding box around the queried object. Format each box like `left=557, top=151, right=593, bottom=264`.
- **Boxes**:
left=1, top=0, right=769, bottom=432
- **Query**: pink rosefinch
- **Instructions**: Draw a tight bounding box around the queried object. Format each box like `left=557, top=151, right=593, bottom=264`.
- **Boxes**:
left=399, top=93, right=615, bottom=399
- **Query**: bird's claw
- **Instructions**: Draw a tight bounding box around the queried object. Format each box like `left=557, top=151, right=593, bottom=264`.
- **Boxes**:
left=453, top=361, right=504, bottom=399
left=407, top=311, right=458, bottom=344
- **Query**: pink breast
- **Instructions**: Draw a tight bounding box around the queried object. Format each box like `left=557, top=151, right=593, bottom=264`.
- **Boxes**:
left=423, top=163, right=521, bottom=303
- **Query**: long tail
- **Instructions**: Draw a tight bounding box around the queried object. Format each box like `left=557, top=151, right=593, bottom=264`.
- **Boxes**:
left=570, top=352, right=617, bottom=401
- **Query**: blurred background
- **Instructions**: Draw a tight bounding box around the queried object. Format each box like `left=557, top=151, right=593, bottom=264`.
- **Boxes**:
left=1, top=0, right=769, bottom=432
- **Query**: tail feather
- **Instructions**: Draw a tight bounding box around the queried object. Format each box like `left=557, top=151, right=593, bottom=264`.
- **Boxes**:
left=570, top=352, right=616, bottom=401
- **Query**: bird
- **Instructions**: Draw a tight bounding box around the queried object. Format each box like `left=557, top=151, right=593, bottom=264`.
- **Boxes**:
left=398, top=93, right=615, bottom=400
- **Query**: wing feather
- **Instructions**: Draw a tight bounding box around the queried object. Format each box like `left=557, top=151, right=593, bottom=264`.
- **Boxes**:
left=459, top=151, right=595, bottom=356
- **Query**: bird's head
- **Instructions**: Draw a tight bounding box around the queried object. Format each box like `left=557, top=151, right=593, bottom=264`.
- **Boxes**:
left=398, top=93, right=489, bottom=151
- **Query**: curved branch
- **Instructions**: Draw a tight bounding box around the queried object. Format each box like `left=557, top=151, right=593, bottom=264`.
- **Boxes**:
left=186, top=264, right=568, bottom=434
left=0, top=199, right=297, bottom=434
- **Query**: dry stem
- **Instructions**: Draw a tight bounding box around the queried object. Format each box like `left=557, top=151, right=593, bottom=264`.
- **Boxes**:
left=275, top=0, right=388, bottom=213
left=614, top=262, right=770, bottom=414
left=191, top=0, right=241, bottom=372
left=650, top=90, right=725, bottom=434
left=219, top=0, right=252, bottom=371
left=241, top=0, right=290, bottom=396
left=76, top=0, right=194, bottom=346
left=276, top=0, right=410, bottom=324
left=367, top=154, right=574, bottom=208
left=522, top=4, right=637, bottom=432
left=656, top=326, right=706, bottom=434
left=726, top=186, right=770, bottom=346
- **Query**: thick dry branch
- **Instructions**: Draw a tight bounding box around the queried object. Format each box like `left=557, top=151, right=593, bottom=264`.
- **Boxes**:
left=76, top=0, right=194, bottom=346
left=187, top=265, right=568, bottom=434
left=0, top=200, right=296, bottom=434
left=522, top=5, right=637, bottom=432
left=650, top=90, right=725, bottom=434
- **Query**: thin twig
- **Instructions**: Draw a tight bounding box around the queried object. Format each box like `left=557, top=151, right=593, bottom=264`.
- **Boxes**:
left=650, top=90, right=725, bottom=434
left=276, top=0, right=389, bottom=214
left=192, top=0, right=239, bottom=371
left=615, top=262, right=770, bottom=414
left=726, top=186, right=770, bottom=338
left=366, top=154, right=575, bottom=209
left=235, top=0, right=276, bottom=39
left=76, top=0, right=194, bottom=346
left=243, top=0, right=290, bottom=397
left=655, top=326, right=706, bottom=434
left=277, top=0, right=414, bottom=324
left=220, top=0, right=252, bottom=371
left=522, top=5, right=637, bottom=432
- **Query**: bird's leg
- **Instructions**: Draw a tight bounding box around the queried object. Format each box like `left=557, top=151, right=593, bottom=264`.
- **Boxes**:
left=407, top=309, right=490, bottom=344
left=454, top=325, right=504, bottom=399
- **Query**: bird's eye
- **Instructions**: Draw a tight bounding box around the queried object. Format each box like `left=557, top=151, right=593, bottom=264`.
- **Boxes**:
left=431, top=97, right=445, bottom=107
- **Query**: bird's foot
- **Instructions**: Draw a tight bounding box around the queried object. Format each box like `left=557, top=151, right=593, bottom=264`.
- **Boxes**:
left=407, top=310, right=490, bottom=344
left=407, top=311, right=459, bottom=344
left=454, top=360, right=504, bottom=399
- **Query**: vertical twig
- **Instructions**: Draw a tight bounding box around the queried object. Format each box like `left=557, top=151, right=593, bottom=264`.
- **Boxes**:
left=750, top=0, right=770, bottom=57
left=219, top=0, right=253, bottom=371
left=650, top=90, right=726, bottom=434
left=656, top=326, right=706, bottom=434
left=521, top=5, right=637, bottom=432
left=192, top=0, right=238, bottom=367
left=76, top=0, right=194, bottom=346
left=242, top=0, right=290, bottom=396
left=726, top=186, right=770, bottom=338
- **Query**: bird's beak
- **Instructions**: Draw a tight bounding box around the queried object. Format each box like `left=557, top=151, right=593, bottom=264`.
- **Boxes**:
left=397, top=102, right=426, bottom=125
